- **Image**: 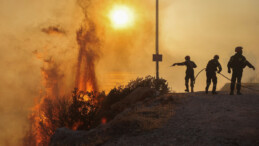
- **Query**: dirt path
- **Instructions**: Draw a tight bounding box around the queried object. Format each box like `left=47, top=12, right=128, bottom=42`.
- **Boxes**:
left=105, top=92, right=259, bottom=146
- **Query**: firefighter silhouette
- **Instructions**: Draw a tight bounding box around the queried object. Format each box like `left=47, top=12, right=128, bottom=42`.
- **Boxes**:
left=205, top=55, right=222, bottom=94
left=227, top=46, right=255, bottom=95
left=172, top=56, right=197, bottom=92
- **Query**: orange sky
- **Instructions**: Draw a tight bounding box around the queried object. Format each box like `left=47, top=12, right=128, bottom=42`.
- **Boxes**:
left=1, top=0, right=258, bottom=92
left=0, top=0, right=259, bottom=144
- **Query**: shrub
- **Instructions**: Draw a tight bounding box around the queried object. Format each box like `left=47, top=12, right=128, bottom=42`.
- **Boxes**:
left=103, top=76, right=169, bottom=107
left=24, top=88, right=104, bottom=145
left=68, top=88, right=104, bottom=130
left=24, top=76, right=169, bottom=145
left=99, top=76, right=169, bottom=121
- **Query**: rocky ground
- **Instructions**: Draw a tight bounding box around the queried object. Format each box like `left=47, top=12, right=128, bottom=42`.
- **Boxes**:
left=51, top=84, right=259, bottom=146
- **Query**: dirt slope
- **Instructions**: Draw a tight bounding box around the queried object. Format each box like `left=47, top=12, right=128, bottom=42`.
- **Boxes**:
left=105, top=92, right=259, bottom=146
left=51, top=88, right=259, bottom=146
left=221, top=83, right=259, bottom=93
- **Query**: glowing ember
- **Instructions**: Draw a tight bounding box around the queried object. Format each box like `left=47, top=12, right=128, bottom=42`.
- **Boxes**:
left=101, top=117, right=107, bottom=125
left=109, top=5, right=135, bottom=29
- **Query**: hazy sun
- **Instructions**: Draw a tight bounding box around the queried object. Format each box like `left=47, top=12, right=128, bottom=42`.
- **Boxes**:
left=109, top=5, right=135, bottom=29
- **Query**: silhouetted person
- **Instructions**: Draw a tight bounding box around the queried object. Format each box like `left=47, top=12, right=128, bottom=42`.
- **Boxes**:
left=228, top=46, right=255, bottom=95
left=205, top=55, right=222, bottom=94
left=172, top=56, right=197, bottom=92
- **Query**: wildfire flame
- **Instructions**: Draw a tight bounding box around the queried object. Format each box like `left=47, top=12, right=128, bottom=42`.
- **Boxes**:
left=75, top=21, right=100, bottom=92
left=24, top=0, right=103, bottom=144
left=24, top=21, right=101, bottom=145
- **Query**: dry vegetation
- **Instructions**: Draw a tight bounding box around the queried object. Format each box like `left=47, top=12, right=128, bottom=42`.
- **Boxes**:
left=49, top=92, right=177, bottom=146
left=24, top=76, right=169, bottom=145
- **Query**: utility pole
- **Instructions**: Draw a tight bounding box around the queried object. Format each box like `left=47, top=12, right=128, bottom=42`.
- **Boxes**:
left=153, top=0, right=162, bottom=79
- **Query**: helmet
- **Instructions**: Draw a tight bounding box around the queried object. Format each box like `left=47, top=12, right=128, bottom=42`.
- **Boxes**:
left=235, top=46, right=243, bottom=52
left=214, top=55, right=219, bottom=60
left=185, top=56, right=190, bottom=61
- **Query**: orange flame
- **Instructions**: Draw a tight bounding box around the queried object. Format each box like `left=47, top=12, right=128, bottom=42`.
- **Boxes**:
left=25, top=11, right=101, bottom=146
left=72, top=121, right=84, bottom=131
left=75, top=22, right=100, bottom=93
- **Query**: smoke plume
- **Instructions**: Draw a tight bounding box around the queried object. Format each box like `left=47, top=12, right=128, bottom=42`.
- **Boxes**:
left=2, top=0, right=259, bottom=145
left=41, top=26, right=66, bottom=36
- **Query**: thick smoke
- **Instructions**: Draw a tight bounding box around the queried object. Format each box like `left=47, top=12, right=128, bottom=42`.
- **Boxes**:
left=41, top=26, right=66, bottom=36
left=41, top=57, right=64, bottom=97
left=0, top=0, right=81, bottom=145
left=23, top=0, right=161, bottom=143
left=160, top=0, right=259, bottom=92
left=1, top=0, right=259, bottom=145
left=24, top=0, right=107, bottom=145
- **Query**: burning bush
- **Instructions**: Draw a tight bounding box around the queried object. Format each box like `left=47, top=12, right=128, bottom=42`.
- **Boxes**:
left=24, top=76, right=168, bottom=145
left=24, top=88, right=105, bottom=146
left=68, top=88, right=104, bottom=130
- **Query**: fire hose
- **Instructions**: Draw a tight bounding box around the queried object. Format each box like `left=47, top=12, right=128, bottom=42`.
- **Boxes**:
left=217, top=72, right=259, bottom=92
left=194, top=68, right=259, bottom=92
left=194, top=68, right=206, bottom=84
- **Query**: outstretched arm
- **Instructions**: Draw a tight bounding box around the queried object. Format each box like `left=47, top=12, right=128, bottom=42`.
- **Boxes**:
left=172, top=62, right=186, bottom=66
left=246, top=60, right=255, bottom=70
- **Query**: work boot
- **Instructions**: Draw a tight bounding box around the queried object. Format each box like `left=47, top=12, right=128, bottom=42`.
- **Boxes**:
left=237, top=91, right=242, bottom=95
left=230, top=91, right=234, bottom=95
left=212, top=85, right=217, bottom=94
left=205, top=87, right=208, bottom=94
left=185, top=84, right=189, bottom=92
left=230, top=83, right=235, bottom=93
left=212, top=91, right=218, bottom=95
left=191, top=87, right=194, bottom=93
left=237, top=84, right=241, bottom=93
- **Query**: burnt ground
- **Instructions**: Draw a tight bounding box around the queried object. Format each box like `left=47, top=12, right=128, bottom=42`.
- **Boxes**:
left=51, top=89, right=259, bottom=146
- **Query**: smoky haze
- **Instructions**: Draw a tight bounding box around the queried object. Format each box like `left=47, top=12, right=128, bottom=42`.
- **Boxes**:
left=160, top=0, right=259, bottom=92
left=0, top=0, right=259, bottom=145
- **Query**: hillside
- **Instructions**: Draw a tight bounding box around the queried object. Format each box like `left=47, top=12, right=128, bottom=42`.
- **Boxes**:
left=221, top=83, right=259, bottom=93
left=50, top=85, right=259, bottom=146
